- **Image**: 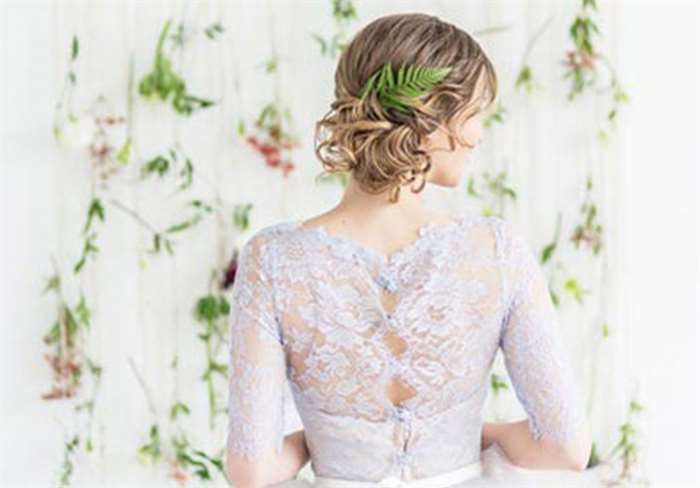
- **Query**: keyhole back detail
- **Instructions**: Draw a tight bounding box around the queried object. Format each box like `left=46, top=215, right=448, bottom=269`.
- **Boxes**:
left=374, top=272, right=417, bottom=408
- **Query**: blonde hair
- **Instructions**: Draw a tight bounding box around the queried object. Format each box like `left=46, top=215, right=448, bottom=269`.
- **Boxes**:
left=314, top=13, right=499, bottom=202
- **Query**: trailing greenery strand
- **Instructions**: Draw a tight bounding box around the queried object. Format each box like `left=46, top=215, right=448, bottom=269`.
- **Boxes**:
left=359, top=61, right=452, bottom=113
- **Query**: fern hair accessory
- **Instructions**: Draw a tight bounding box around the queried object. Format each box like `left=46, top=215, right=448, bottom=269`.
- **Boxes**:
left=358, top=61, right=452, bottom=114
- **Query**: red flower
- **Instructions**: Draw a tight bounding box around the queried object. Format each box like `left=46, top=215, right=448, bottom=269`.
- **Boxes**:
left=245, top=129, right=298, bottom=176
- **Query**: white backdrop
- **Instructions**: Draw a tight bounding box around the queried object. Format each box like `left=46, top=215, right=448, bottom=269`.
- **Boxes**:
left=1, top=0, right=698, bottom=487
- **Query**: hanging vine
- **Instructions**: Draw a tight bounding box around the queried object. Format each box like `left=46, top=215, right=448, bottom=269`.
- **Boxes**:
left=571, top=174, right=604, bottom=255
left=563, top=0, right=630, bottom=142
left=240, top=7, right=304, bottom=178
left=467, top=170, right=517, bottom=218
left=53, top=35, right=80, bottom=143
left=131, top=357, right=224, bottom=485
left=515, top=15, right=555, bottom=94
left=311, top=0, right=358, bottom=58
left=139, top=19, right=215, bottom=116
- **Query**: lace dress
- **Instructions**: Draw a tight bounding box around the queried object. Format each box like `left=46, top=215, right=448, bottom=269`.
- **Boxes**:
left=226, top=213, right=599, bottom=487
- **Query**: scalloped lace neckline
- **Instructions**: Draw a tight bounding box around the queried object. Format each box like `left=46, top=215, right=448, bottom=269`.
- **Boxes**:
left=291, top=215, right=469, bottom=266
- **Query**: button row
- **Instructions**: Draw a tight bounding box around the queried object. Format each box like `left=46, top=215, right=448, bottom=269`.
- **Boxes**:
left=391, top=405, right=412, bottom=423
left=393, top=451, right=413, bottom=466
left=386, top=356, right=408, bottom=376
left=375, top=273, right=399, bottom=293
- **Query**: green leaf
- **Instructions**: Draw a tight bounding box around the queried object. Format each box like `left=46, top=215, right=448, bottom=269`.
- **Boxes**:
left=204, top=22, right=224, bottom=40
left=311, top=33, right=327, bottom=55
left=165, top=220, right=191, bottom=233
left=332, top=0, right=358, bottom=22
left=116, top=139, right=132, bottom=165
left=164, top=239, right=174, bottom=255
left=490, top=373, right=508, bottom=395
left=541, top=242, right=556, bottom=264
left=43, top=321, right=60, bottom=345
left=360, top=61, right=452, bottom=113
left=84, top=198, right=105, bottom=234
left=71, top=35, right=79, bottom=61
left=73, top=256, right=86, bottom=274
left=515, top=65, right=532, bottom=90
left=170, top=401, right=191, bottom=420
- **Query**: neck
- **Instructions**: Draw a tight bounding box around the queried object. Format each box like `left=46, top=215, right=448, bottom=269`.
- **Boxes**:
left=333, top=174, right=440, bottom=226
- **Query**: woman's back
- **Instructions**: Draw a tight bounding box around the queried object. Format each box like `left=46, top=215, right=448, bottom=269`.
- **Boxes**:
left=226, top=212, right=587, bottom=482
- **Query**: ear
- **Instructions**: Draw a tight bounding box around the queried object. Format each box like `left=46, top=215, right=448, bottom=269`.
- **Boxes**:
left=418, top=131, right=434, bottom=152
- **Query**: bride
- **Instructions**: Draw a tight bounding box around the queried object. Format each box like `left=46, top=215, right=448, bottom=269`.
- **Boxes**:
left=224, top=12, right=601, bottom=488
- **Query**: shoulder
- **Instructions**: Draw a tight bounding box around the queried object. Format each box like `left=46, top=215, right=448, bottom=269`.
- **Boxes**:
left=462, top=214, right=531, bottom=263
left=487, top=217, right=540, bottom=273
left=478, top=214, right=516, bottom=237
left=242, top=221, right=291, bottom=246
left=244, top=218, right=300, bottom=244
left=238, top=220, right=297, bottom=266
left=456, top=213, right=509, bottom=258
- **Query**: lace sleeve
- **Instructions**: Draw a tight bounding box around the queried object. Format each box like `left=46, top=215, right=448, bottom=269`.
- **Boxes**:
left=494, top=218, right=586, bottom=446
left=226, top=231, right=286, bottom=462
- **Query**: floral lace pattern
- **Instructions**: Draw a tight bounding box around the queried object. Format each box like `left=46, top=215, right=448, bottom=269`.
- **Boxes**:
left=227, top=213, right=586, bottom=481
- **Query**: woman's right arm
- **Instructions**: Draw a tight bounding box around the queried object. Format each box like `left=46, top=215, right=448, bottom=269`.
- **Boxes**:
left=492, top=218, right=592, bottom=470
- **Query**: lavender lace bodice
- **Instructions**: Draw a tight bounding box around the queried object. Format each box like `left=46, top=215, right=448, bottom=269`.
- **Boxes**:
left=226, top=213, right=586, bottom=481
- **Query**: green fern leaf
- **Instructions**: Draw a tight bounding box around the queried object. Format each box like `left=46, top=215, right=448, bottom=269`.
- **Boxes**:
left=359, top=61, right=452, bottom=113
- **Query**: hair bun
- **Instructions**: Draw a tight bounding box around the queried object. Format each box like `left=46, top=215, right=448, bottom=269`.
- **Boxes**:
left=314, top=13, right=498, bottom=202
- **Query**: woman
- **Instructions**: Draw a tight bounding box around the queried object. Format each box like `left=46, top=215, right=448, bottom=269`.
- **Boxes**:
left=225, top=12, right=597, bottom=488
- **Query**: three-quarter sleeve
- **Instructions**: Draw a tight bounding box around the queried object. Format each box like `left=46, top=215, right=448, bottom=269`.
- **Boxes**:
left=494, top=218, right=586, bottom=447
left=227, top=232, right=287, bottom=462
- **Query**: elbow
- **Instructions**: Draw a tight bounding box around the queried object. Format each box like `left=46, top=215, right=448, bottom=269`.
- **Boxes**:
left=224, top=432, right=298, bottom=487
left=564, top=450, right=589, bottom=472
left=540, top=440, right=591, bottom=472
left=224, top=452, right=267, bottom=488
left=538, top=424, right=593, bottom=472
left=223, top=461, right=247, bottom=488
left=225, top=466, right=264, bottom=488
left=575, top=440, right=594, bottom=471
left=561, top=428, right=593, bottom=472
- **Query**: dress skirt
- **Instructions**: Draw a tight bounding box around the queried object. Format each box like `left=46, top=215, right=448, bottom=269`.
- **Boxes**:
left=270, top=443, right=605, bottom=488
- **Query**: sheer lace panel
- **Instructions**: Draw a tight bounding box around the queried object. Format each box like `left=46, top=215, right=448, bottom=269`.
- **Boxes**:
left=227, top=229, right=286, bottom=461
left=494, top=218, right=587, bottom=447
